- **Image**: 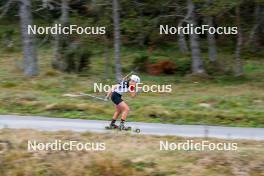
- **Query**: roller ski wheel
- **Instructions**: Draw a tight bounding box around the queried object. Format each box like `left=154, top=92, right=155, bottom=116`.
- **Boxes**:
left=134, top=128, right=140, bottom=133
left=118, top=125, right=131, bottom=131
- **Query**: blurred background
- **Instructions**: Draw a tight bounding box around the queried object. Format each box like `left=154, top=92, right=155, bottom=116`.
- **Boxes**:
left=0, top=0, right=263, bottom=127
left=0, top=0, right=264, bottom=175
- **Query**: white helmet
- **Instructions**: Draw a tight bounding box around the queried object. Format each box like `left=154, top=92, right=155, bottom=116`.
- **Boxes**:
left=130, top=75, right=140, bottom=83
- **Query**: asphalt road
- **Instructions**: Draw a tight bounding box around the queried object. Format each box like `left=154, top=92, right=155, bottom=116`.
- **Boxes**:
left=0, top=115, right=264, bottom=140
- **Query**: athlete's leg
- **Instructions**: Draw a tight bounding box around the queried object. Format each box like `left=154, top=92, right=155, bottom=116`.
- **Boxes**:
left=110, top=105, right=122, bottom=127
left=117, top=101, right=129, bottom=129
left=112, top=105, right=122, bottom=120
left=117, top=101, right=130, bottom=122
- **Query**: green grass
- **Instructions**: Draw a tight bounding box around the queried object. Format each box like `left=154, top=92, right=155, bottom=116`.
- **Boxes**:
left=0, top=47, right=263, bottom=127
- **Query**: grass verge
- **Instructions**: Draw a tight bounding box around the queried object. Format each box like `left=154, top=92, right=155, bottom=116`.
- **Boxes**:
left=0, top=129, right=264, bottom=176
left=0, top=48, right=263, bottom=127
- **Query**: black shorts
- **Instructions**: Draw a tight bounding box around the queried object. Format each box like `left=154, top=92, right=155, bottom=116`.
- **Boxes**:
left=111, top=92, right=123, bottom=105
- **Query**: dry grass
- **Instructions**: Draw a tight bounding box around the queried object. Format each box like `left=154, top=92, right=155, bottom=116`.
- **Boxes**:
left=0, top=129, right=264, bottom=176
left=0, top=49, right=264, bottom=126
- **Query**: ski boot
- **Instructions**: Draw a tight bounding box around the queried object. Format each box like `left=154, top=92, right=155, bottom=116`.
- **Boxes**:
left=119, top=123, right=131, bottom=131
left=110, top=123, right=118, bottom=129
left=105, top=123, right=118, bottom=130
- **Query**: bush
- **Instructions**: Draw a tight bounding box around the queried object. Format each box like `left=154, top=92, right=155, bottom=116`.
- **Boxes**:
left=52, top=38, right=91, bottom=73
left=175, top=58, right=191, bottom=75
left=64, top=44, right=91, bottom=73
left=132, top=54, right=149, bottom=72
left=147, top=60, right=176, bottom=75
left=205, top=60, right=233, bottom=76
left=0, top=29, right=16, bottom=52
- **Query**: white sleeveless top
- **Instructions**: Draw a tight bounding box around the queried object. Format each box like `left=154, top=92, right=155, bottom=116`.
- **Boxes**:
left=113, top=81, right=130, bottom=95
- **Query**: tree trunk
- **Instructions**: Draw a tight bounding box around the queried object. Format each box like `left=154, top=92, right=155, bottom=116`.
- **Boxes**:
left=188, top=0, right=205, bottom=74
left=52, top=0, right=69, bottom=71
left=234, top=6, right=243, bottom=77
left=112, top=0, right=122, bottom=81
left=19, top=0, right=38, bottom=76
left=138, top=9, right=145, bottom=47
left=248, top=5, right=264, bottom=51
left=104, top=36, right=110, bottom=79
left=178, top=33, right=189, bottom=54
left=190, top=32, right=204, bottom=74
left=177, top=23, right=189, bottom=54
left=176, top=4, right=189, bottom=54
left=134, top=0, right=145, bottom=47
left=52, top=22, right=61, bottom=69
left=206, top=16, right=217, bottom=62
left=104, top=47, right=110, bottom=79
left=60, top=0, right=69, bottom=24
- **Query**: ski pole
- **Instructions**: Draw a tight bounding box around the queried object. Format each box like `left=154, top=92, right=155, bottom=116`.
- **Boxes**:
left=79, top=93, right=107, bottom=101
left=122, top=66, right=139, bottom=81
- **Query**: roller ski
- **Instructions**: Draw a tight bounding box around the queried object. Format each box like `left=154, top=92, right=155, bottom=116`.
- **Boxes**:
left=119, top=125, right=141, bottom=133
left=118, top=122, right=132, bottom=131
left=105, top=122, right=140, bottom=133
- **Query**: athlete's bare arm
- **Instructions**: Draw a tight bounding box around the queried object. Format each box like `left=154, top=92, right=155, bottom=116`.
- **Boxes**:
left=130, top=85, right=142, bottom=97
left=106, top=84, right=118, bottom=99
